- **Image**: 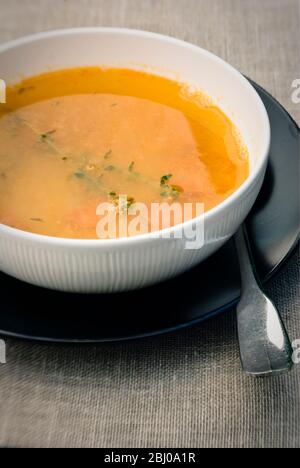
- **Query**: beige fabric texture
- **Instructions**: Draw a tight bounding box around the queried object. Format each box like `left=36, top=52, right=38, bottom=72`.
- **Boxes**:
left=0, top=0, right=299, bottom=449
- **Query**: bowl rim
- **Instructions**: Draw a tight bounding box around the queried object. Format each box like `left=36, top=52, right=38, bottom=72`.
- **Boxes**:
left=0, top=27, right=271, bottom=247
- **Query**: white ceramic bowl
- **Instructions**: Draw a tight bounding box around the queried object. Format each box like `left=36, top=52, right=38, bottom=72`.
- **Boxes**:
left=0, top=28, right=270, bottom=293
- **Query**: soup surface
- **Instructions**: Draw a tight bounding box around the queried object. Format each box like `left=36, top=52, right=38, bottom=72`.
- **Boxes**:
left=0, top=67, right=249, bottom=239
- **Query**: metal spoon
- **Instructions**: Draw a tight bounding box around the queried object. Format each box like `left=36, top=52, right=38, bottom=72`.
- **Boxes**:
left=235, top=225, right=293, bottom=376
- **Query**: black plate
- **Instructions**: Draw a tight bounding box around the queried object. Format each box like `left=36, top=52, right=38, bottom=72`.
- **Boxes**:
left=0, top=81, right=299, bottom=343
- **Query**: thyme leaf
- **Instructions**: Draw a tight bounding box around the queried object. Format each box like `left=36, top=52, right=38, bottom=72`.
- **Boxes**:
left=104, top=165, right=115, bottom=172
left=40, top=129, right=56, bottom=141
left=104, top=150, right=112, bottom=160
left=160, top=174, right=173, bottom=186
left=74, top=171, right=85, bottom=179
left=128, top=161, right=135, bottom=172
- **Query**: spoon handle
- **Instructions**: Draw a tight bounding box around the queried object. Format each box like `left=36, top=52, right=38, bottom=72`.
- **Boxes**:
left=235, top=225, right=293, bottom=376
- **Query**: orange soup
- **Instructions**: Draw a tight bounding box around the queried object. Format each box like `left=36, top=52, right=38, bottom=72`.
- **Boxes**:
left=0, top=67, right=249, bottom=239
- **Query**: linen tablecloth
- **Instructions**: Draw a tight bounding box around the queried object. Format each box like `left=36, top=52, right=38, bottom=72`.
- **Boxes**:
left=0, top=0, right=299, bottom=448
